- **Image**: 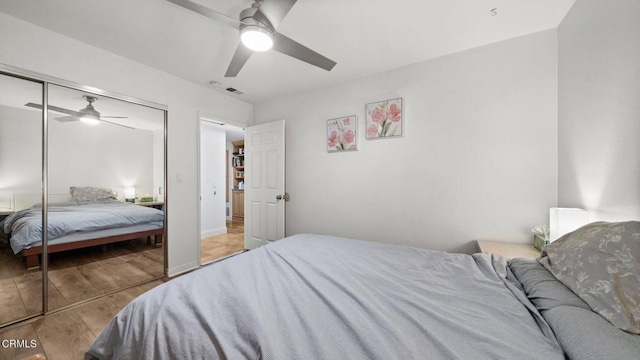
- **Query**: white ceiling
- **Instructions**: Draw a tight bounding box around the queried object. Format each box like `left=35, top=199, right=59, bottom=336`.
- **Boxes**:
left=0, top=0, right=575, bottom=104
left=0, top=74, right=165, bottom=131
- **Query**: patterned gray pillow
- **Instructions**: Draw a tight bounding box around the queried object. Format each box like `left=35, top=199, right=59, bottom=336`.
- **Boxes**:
left=539, top=221, right=640, bottom=334
left=70, top=186, right=116, bottom=203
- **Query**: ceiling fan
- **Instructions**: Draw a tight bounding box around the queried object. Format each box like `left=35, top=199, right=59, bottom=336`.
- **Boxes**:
left=25, top=95, right=133, bottom=129
left=166, top=0, right=337, bottom=77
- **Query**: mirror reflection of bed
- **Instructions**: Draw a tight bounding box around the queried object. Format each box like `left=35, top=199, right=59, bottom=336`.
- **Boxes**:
left=8, top=193, right=163, bottom=269
left=0, top=79, right=166, bottom=322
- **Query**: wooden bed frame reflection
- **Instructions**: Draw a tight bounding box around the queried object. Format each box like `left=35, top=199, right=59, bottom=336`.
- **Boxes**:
left=22, top=228, right=164, bottom=270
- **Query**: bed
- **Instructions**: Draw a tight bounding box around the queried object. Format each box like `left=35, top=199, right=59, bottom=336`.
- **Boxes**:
left=1, top=190, right=164, bottom=269
left=85, top=222, right=640, bottom=360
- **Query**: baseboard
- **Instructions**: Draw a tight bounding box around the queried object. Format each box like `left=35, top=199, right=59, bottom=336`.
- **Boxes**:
left=167, top=260, right=200, bottom=277
left=201, top=227, right=227, bottom=238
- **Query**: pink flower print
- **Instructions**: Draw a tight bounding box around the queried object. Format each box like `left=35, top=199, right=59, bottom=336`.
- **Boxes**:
left=349, top=144, right=356, bottom=150
left=328, top=130, right=340, bottom=147
left=343, top=117, right=351, bottom=126
left=367, top=124, right=379, bottom=137
left=371, top=108, right=384, bottom=123
left=389, top=103, right=401, bottom=122
left=342, top=129, right=355, bottom=144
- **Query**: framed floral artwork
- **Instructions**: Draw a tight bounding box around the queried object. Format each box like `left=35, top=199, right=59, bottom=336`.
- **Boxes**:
left=365, top=98, right=403, bottom=139
left=327, top=115, right=357, bottom=152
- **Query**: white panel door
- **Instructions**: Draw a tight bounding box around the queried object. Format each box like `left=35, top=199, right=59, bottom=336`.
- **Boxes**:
left=244, top=120, right=285, bottom=250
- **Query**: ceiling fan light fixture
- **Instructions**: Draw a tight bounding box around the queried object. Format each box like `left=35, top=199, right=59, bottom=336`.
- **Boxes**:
left=240, top=25, right=274, bottom=52
left=79, top=95, right=101, bottom=125
left=79, top=114, right=100, bottom=125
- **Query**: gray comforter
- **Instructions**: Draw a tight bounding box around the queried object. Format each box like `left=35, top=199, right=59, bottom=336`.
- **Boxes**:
left=2, top=201, right=164, bottom=254
left=86, top=234, right=564, bottom=360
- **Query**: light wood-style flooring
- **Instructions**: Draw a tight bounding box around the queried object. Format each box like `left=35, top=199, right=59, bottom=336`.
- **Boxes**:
left=0, top=238, right=163, bottom=326
left=201, top=221, right=244, bottom=264
left=0, top=221, right=246, bottom=359
left=0, top=279, right=166, bottom=360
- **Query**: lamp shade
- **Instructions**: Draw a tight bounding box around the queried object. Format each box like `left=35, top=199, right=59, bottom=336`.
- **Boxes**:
left=124, top=187, right=136, bottom=200
left=549, top=207, right=588, bottom=242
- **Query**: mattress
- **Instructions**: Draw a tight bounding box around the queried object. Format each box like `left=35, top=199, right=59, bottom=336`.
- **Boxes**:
left=1, top=201, right=164, bottom=254
left=86, top=234, right=569, bottom=360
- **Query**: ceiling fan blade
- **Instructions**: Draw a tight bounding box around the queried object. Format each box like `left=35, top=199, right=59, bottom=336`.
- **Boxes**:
left=272, top=33, right=336, bottom=72
left=55, top=115, right=80, bottom=122
left=165, top=0, right=241, bottom=29
left=101, top=119, right=135, bottom=129
left=25, top=102, right=80, bottom=116
left=101, top=116, right=129, bottom=119
left=225, top=44, right=253, bottom=77
left=254, top=0, right=297, bottom=30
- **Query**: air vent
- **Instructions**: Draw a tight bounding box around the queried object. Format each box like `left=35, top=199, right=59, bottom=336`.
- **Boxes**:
left=226, top=87, right=245, bottom=95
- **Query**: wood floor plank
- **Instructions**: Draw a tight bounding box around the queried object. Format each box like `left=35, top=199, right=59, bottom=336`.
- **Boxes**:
left=0, top=323, right=46, bottom=360
left=1, top=237, right=167, bottom=358
left=0, top=280, right=29, bottom=324
left=46, top=267, right=102, bottom=306
left=75, top=261, right=126, bottom=294
left=201, top=221, right=244, bottom=264
left=13, top=274, right=69, bottom=313
left=32, top=311, right=96, bottom=360
left=119, top=251, right=163, bottom=278
left=73, top=297, right=122, bottom=337
left=98, top=259, right=153, bottom=285
left=106, top=279, right=166, bottom=310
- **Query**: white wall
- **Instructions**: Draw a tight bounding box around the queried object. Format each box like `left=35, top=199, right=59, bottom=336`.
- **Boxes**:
left=0, top=104, right=157, bottom=207
left=200, top=122, right=227, bottom=238
left=558, top=0, right=640, bottom=221
left=254, top=30, right=559, bottom=254
left=0, top=106, right=41, bottom=208
left=48, top=109, right=155, bottom=198
left=153, top=129, right=164, bottom=201
left=0, top=12, right=253, bottom=276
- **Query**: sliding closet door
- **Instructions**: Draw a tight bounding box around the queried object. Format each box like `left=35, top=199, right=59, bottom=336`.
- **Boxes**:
left=46, top=84, right=166, bottom=311
left=0, top=73, right=44, bottom=326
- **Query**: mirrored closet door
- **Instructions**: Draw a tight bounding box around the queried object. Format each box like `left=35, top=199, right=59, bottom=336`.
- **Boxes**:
left=0, top=65, right=167, bottom=327
left=46, top=84, right=166, bottom=311
left=0, top=72, right=44, bottom=326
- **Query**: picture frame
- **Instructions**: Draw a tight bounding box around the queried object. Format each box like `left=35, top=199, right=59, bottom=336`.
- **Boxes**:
left=365, top=98, right=403, bottom=139
left=327, top=115, right=358, bottom=152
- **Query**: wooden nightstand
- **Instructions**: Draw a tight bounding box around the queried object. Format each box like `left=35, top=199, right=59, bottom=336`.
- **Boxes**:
left=476, top=240, right=541, bottom=259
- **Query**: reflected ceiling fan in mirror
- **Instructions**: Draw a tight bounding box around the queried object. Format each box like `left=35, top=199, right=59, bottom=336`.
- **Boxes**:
left=25, top=95, right=133, bottom=129
left=166, top=0, right=337, bottom=77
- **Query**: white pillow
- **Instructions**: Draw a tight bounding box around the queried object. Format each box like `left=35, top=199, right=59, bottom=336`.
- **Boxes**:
left=70, top=186, right=116, bottom=203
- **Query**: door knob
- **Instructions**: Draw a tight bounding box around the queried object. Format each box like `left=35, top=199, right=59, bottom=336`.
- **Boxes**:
left=276, top=193, right=290, bottom=201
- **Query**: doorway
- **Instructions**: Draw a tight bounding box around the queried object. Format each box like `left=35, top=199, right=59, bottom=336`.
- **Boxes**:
left=199, top=117, right=245, bottom=265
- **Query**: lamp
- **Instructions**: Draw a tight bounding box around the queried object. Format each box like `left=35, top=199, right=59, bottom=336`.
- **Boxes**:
left=124, top=187, right=136, bottom=203
left=549, top=208, right=589, bottom=242
left=240, top=25, right=274, bottom=52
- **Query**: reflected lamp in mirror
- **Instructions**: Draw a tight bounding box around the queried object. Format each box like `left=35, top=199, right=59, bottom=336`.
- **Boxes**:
left=124, top=187, right=136, bottom=203
left=549, top=207, right=589, bottom=242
